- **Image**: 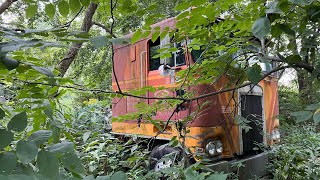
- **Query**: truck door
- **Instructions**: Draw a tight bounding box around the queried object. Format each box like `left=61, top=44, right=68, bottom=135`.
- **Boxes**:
left=240, top=95, right=264, bottom=153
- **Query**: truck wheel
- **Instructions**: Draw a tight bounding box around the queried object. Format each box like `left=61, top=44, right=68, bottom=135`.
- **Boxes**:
left=149, top=145, right=181, bottom=171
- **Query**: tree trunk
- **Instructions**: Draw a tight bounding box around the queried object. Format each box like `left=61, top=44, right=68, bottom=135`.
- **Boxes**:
left=297, top=69, right=312, bottom=104
left=58, top=3, right=98, bottom=76
left=0, top=0, right=17, bottom=15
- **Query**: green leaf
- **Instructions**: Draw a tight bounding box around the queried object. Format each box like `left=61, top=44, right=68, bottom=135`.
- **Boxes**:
left=7, top=174, right=34, bottom=180
left=289, top=0, right=313, bottom=6
left=0, top=108, right=5, bottom=119
left=122, top=0, right=132, bottom=10
left=278, top=24, right=295, bottom=36
left=27, top=130, right=53, bottom=145
left=90, top=36, right=109, bottom=49
left=252, top=17, right=271, bottom=39
left=191, top=0, right=207, bottom=6
left=246, top=64, right=262, bottom=84
left=184, top=167, right=203, bottom=180
left=206, top=173, right=228, bottom=180
left=45, top=4, right=56, bottom=19
left=61, top=152, right=84, bottom=175
left=96, top=175, right=111, bottom=180
left=50, top=125, right=60, bottom=144
left=110, top=37, right=131, bottom=45
left=306, top=103, right=320, bottom=111
left=160, top=30, right=168, bottom=40
left=82, top=131, right=91, bottom=143
left=26, top=4, right=38, bottom=18
left=1, top=57, right=20, bottom=70
left=110, top=171, right=127, bottom=180
left=235, top=115, right=250, bottom=124
left=0, top=152, right=16, bottom=175
left=83, top=175, right=96, bottom=180
left=31, top=65, right=55, bottom=77
left=149, top=119, right=162, bottom=131
left=287, top=54, right=302, bottom=63
left=265, top=1, right=283, bottom=14
left=174, top=1, right=191, bottom=11
left=58, top=1, right=69, bottom=17
left=290, top=111, right=313, bottom=122
left=0, top=129, right=13, bottom=149
left=69, top=0, right=81, bottom=12
left=8, top=111, right=27, bottom=132
left=37, top=150, right=59, bottom=178
left=44, top=107, right=53, bottom=119
left=141, top=30, right=151, bottom=39
left=16, top=140, right=38, bottom=164
left=48, top=141, right=74, bottom=155
left=313, top=109, right=320, bottom=124
left=80, top=0, right=90, bottom=7
left=131, top=29, right=142, bottom=44
left=151, top=31, right=160, bottom=43
left=64, top=131, right=74, bottom=142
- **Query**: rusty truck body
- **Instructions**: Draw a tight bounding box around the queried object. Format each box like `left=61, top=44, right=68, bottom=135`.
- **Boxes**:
left=111, top=17, right=280, bottom=178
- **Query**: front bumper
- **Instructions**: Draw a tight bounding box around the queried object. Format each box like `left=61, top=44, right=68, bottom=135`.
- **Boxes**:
left=206, top=152, right=268, bottom=179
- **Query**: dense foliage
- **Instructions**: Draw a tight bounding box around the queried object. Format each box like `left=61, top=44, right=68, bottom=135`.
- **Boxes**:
left=0, top=0, right=320, bottom=179
left=269, top=124, right=320, bottom=179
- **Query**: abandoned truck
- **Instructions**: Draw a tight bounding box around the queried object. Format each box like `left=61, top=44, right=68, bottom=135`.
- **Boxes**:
left=111, top=17, right=280, bottom=178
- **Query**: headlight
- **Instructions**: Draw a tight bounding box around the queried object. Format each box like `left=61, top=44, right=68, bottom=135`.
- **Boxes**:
left=272, top=129, right=280, bottom=142
left=205, top=140, right=223, bottom=156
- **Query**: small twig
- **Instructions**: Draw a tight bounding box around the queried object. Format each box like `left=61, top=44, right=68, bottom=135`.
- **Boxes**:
left=112, top=95, right=123, bottom=107
left=61, top=6, right=84, bottom=28
left=92, top=21, right=117, bottom=38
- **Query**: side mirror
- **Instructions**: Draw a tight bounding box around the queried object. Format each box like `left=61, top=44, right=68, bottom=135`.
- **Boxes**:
left=158, top=65, right=172, bottom=76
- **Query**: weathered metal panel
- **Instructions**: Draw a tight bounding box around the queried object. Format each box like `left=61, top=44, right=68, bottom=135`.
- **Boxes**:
left=260, top=77, right=279, bottom=144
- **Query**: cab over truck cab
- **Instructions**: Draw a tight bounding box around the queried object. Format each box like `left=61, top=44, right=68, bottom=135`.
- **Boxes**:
left=111, top=17, right=280, bottom=179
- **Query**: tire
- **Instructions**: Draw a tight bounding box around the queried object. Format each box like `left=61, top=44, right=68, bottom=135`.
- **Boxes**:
left=149, top=145, right=182, bottom=171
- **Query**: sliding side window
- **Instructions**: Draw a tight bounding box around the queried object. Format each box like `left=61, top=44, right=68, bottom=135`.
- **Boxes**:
left=149, top=38, right=161, bottom=71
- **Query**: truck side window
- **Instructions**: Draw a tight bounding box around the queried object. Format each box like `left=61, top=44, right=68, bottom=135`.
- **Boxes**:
left=174, top=42, right=186, bottom=66
left=149, top=38, right=161, bottom=71
left=148, top=37, right=188, bottom=71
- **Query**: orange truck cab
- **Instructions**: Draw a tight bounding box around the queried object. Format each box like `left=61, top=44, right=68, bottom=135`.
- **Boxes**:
left=111, top=17, right=280, bottom=179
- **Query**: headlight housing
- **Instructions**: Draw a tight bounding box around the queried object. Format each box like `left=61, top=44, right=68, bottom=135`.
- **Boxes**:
left=205, top=140, right=223, bottom=156
left=272, top=129, right=280, bottom=143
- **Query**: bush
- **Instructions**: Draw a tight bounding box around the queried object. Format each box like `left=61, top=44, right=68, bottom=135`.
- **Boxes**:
left=268, top=124, right=320, bottom=179
left=278, top=86, right=303, bottom=124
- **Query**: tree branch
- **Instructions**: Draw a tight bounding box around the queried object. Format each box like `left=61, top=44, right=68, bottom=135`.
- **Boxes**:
left=265, top=55, right=315, bottom=74
left=3, top=65, right=288, bottom=103
left=92, top=21, right=117, bottom=38
left=0, top=0, right=17, bottom=15
left=189, top=65, right=287, bottom=101
left=58, top=3, right=98, bottom=76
